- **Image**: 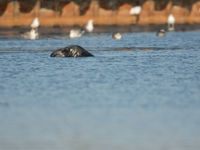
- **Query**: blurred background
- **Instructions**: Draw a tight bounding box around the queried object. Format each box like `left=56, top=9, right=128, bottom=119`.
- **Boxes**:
left=0, top=0, right=200, bottom=27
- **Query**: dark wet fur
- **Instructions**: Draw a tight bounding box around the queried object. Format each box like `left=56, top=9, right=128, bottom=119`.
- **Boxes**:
left=50, top=45, right=94, bottom=57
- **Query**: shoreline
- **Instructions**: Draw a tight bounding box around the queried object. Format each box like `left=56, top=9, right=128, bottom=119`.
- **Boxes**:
left=0, top=24, right=200, bottom=35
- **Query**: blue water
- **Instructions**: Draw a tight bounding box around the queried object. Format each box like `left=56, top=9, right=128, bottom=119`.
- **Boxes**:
left=0, top=31, right=200, bottom=150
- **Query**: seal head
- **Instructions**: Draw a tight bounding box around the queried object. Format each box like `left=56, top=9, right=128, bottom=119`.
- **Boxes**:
left=50, top=45, right=94, bottom=57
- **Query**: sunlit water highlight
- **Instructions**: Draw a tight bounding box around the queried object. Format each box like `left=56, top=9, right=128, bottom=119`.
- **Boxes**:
left=0, top=31, right=200, bottom=150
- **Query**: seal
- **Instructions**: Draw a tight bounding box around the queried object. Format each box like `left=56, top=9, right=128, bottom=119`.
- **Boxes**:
left=50, top=45, right=94, bottom=57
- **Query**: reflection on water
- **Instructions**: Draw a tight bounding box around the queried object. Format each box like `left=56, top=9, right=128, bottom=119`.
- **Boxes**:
left=0, top=30, right=200, bottom=150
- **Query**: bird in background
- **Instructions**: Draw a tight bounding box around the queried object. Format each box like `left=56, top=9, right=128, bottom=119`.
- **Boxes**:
left=129, top=1, right=142, bottom=23
left=129, top=5, right=141, bottom=15
left=69, top=29, right=85, bottom=39
left=167, top=14, right=175, bottom=31
left=156, top=29, right=166, bottom=37
left=31, top=17, right=40, bottom=29
left=68, top=19, right=93, bottom=39
left=23, top=17, right=40, bottom=40
left=85, top=19, right=94, bottom=32
left=22, top=28, right=39, bottom=40
left=112, top=32, right=122, bottom=40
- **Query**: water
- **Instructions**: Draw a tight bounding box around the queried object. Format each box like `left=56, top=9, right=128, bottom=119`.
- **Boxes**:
left=0, top=30, right=200, bottom=150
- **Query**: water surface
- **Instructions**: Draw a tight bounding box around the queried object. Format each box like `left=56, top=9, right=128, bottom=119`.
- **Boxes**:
left=0, top=30, right=200, bottom=150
